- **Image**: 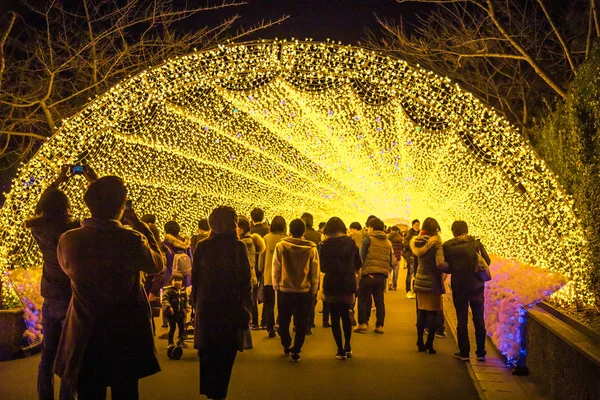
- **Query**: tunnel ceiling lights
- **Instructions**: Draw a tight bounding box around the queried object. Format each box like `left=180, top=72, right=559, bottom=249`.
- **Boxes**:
left=0, top=39, right=591, bottom=307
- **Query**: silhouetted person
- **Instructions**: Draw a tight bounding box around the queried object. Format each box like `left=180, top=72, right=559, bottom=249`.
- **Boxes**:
left=192, top=206, right=252, bottom=400
left=443, top=220, right=490, bottom=362
left=319, top=217, right=362, bottom=360
left=258, top=216, right=287, bottom=337
left=191, top=218, right=210, bottom=252
left=55, top=176, right=164, bottom=399
left=26, top=164, right=97, bottom=400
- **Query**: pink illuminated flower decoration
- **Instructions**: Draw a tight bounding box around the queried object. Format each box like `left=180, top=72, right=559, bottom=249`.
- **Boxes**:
left=483, top=256, right=567, bottom=362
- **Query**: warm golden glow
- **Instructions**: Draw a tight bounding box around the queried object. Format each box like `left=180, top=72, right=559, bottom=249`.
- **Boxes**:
left=0, top=39, right=591, bottom=307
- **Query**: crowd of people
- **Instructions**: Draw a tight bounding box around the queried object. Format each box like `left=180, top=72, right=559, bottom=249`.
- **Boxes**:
left=26, top=165, right=491, bottom=400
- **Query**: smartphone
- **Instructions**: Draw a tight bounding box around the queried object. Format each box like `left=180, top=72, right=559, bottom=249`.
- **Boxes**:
left=125, top=199, right=133, bottom=210
left=70, top=165, right=85, bottom=175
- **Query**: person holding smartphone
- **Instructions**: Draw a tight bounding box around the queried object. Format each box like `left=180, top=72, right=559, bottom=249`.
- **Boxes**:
left=55, top=175, right=164, bottom=399
left=25, top=164, right=97, bottom=400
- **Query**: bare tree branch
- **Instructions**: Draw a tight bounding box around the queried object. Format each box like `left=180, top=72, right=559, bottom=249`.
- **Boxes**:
left=0, top=12, right=17, bottom=88
left=0, top=0, right=287, bottom=164
left=535, top=0, right=577, bottom=75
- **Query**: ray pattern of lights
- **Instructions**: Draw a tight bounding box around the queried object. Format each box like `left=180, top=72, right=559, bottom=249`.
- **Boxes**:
left=0, top=40, right=591, bottom=308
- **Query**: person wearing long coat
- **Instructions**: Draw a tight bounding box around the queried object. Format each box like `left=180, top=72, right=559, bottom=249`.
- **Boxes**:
left=192, top=206, right=252, bottom=400
left=410, top=217, right=448, bottom=355
left=55, top=176, right=164, bottom=399
left=319, top=217, right=362, bottom=360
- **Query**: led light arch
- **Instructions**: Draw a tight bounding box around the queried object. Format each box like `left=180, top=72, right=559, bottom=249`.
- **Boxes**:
left=0, top=39, right=591, bottom=307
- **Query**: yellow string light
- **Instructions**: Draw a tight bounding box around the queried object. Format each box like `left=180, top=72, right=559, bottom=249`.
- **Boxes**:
left=0, top=39, right=591, bottom=307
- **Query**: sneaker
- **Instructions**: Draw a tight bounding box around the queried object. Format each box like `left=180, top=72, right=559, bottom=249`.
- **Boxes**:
left=335, top=351, right=347, bottom=360
left=453, top=352, right=470, bottom=361
left=177, top=341, right=188, bottom=348
left=260, top=325, right=267, bottom=330
left=250, top=324, right=260, bottom=330
left=435, top=332, right=447, bottom=338
left=268, top=331, right=277, bottom=338
left=476, top=355, right=486, bottom=362
left=290, top=353, right=300, bottom=362
left=167, top=342, right=175, bottom=348
left=345, top=350, right=353, bottom=358
left=323, top=322, right=331, bottom=328
left=353, top=324, right=368, bottom=333
left=405, top=292, right=415, bottom=299
left=283, top=347, right=291, bottom=356
left=374, top=326, right=384, bottom=334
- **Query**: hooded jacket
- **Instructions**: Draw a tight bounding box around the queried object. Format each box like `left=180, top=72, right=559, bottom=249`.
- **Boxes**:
left=25, top=216, right=80, bottom=302
left=360, top=230, right=395, bottom=277
left=319, top=235, right=362, bottom=296
left=241, top=232, right=267, bottom=286
left=272, top=237, right=319, bottom=294
left=443, top=235, right=491, bottom=298
left=410, top=234, right=448, bottom=295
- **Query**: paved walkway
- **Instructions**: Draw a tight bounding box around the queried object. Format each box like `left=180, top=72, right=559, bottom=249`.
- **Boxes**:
left=442, top=295, right=545, bottom=400
left=1, top=288, right=480, bottom=399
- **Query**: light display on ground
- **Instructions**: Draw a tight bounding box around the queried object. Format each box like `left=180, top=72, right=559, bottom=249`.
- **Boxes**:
left=0, top=40, right=592, bottom=316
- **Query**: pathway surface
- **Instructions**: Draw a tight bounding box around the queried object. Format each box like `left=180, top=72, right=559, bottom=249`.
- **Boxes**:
left=0, top=289, right=479, bottom=399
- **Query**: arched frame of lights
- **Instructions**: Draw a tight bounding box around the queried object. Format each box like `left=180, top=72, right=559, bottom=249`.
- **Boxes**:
left=0, top=39, right=591, bottom=307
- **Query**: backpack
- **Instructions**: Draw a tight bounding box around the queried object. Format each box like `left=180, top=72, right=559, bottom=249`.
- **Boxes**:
left=173, top=251, right=192, bottom=277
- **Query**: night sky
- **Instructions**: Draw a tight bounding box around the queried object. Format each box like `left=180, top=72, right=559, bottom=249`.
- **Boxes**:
left=188, top=0, right=419, bottom=45
left=0, top=0, right=421, bottom=45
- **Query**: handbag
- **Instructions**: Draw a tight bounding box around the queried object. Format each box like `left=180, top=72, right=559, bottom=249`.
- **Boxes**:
left=474, top=240, right=492, bottom=282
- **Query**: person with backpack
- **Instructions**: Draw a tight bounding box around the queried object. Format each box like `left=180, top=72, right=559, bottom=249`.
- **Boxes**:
left=443, top=221, right=491, bottom=362
left=163, top=220, right=193, bottom=287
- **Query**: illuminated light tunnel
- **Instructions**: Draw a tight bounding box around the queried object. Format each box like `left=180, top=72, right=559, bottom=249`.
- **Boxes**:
left=0, top=40, right=591, bottom=312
